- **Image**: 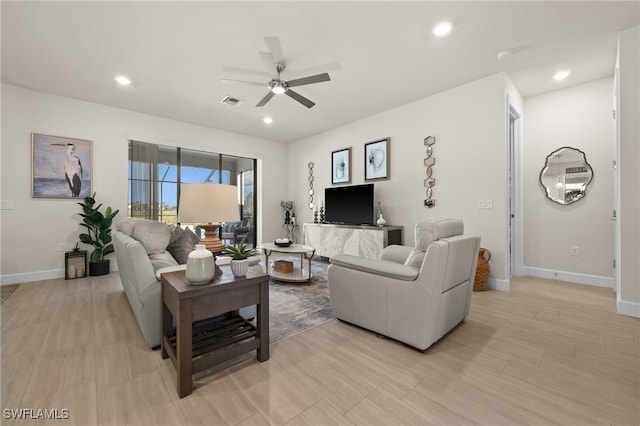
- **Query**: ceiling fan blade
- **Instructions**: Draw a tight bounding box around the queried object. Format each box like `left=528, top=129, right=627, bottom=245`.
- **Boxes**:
left=285, top=89, right=316, bottom=108
left=256, top=91, right=275, bottom=107
left=222, top=65, right=270, bottom=77
left=264, top=36, right=286, bottom=67
left=221, top=79, right=265, bottom=87
left=286, top=73, right=331, bottom=88
left=286, top=62, right=341, bottom=80
left=258, top=51, right=277, bottom=76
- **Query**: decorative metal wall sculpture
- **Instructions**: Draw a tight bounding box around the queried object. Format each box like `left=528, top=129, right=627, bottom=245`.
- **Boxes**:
left=424, top=136, right=436, bottom=208
left=308, top=162, right=315, bottom=209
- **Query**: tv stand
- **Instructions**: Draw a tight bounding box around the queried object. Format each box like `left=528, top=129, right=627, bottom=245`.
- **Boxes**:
left=303, top=223, right=403, bottom=260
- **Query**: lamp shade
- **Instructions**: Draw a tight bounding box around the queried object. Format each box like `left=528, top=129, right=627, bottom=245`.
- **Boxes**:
left=178, top=183, right=240, bottom=224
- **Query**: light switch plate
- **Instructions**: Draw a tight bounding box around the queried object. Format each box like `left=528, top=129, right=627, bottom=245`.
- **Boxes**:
left=477, top=199, right=493, bottom=209
left=0, top=200, right=13, bottom=210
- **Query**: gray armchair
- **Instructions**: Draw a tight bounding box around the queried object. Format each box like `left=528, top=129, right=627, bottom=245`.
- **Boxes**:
left=220, top=221, right=249, bottom=246
left=328, top=218, right=480, bottom=350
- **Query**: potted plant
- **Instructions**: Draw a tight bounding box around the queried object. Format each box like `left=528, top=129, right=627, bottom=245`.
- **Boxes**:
left=77, top=193, right=119, bottom=276
left=221, top=237, right=257, bottom=277
left=280, top=200, right=293, bottom=224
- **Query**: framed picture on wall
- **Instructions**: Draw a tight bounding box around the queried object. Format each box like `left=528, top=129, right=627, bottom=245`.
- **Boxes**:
left=365, top=137, right=390, bottom=181
left=32, top=133, right=92, bottom=199
left=331, top=147, right=351, bottom=184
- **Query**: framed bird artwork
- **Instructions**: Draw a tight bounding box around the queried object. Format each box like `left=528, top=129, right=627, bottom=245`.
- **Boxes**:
left=32, top=133, right=92, bottom=199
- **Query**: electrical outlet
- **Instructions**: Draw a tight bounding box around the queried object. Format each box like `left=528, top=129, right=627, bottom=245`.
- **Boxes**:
left=477, top=199, right=493, bottom=209
left=58, top=243, right=66, bottom=252
left=570, top=246, right=580, bottom=256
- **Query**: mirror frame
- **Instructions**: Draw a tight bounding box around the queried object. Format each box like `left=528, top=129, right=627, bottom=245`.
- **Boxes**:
left=539, top=146, right=593, bottom=205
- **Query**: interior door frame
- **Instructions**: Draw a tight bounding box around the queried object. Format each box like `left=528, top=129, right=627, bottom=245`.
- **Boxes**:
left=508, top=96, right=524, bottom=277
left=612, top=66, right=620, bottom=295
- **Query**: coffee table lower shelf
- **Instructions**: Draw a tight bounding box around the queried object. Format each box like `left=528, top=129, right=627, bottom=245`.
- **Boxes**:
left=163, top=316, right=260, bottom=375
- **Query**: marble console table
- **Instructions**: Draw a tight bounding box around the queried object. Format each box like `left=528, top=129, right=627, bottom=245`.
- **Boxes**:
left=303, top=223, right=403, bottom=260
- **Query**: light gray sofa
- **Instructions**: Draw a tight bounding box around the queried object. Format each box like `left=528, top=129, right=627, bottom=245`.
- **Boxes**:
left=328, top=218, right=480, bottom=351
left=113, top=218, right=258, bottom=348
left=113, top=219, right=190, bottom=348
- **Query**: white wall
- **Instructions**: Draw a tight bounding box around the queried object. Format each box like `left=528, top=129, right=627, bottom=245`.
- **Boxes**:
left=617, top=26, right=640, bottom=313
left=1, top=84, right=289, bottom=284
left=523, top=78, right=614, bottom=286
left=288, top=73, right=512, bottom=286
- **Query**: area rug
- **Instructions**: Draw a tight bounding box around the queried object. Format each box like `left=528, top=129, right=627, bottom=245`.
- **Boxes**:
left=1, top=284, right=19, bottom=304
left=268, top=257, right=334, bottom=343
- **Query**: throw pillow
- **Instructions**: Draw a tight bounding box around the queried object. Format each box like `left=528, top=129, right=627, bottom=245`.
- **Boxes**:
left=133, top=220, right=171, bottom=255
left=167, top=226, right=200, bottom=264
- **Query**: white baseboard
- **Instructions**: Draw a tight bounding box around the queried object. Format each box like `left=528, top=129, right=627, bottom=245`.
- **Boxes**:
left=487, top=277, right=510, bottom=291
left=522, top=266, right=614, bottom=288
left=617, top=299, right=640, bottom=318
left=1, top=269, right=64, bottom=285
left=1, top=263, right=120, bottom=286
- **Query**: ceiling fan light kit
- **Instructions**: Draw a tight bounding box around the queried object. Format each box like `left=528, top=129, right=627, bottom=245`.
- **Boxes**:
left=269, top=80, right=287, bottom=94
left=222, top=36, right=332, bottom=109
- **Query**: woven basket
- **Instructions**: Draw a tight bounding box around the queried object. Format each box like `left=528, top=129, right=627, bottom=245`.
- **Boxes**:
left=473, top=248, right=491, bottom=291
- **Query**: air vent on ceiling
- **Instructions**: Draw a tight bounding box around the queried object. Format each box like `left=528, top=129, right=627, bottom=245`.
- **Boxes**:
left=220, top=96, right=245, bottom=107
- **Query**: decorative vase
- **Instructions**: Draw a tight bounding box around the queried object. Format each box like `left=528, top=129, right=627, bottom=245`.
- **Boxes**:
left=376, top=214, right=387, bottom=227
left=230, top=259, right=249, bottom=277
left=186, top=244, right=215, bottom=285
left=285, top=210, right=291, bottom=224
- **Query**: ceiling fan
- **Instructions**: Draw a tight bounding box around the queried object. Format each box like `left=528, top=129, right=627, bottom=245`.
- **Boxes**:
left=221, top=36, right=331, bottom=109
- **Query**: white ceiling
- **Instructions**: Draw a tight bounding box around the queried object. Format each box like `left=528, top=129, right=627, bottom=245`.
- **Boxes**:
left=2, top=1, right=638, bottom=143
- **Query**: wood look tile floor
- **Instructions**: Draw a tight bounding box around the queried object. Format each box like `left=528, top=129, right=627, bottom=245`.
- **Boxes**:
left=1, top=273, right=638, bottom=426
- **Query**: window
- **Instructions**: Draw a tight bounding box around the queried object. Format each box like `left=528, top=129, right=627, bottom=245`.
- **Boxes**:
left=128, top=140, right=257, bottom=245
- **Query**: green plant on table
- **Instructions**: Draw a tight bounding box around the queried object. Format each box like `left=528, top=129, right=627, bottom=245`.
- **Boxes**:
left=221, top=237, right=257, bottom=260
left=77, top=192, right=119, bottom=263
left=280, top=200, right=293, bottom=211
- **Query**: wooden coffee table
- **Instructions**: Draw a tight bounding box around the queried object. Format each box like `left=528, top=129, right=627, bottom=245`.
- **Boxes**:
left=161, top=266, right=269, bottom=398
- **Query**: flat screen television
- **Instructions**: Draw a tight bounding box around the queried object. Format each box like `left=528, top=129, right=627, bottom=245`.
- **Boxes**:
left=324, top=184, right=374, bottom=225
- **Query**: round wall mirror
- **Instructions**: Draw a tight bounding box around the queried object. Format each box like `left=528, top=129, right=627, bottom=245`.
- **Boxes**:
left=539, top=146, right=593, bottom=205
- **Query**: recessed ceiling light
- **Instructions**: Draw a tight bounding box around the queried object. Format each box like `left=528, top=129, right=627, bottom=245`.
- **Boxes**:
left=263, top=116, right=273, bottom=124
left=432, top=21, right=453, bottom=37
left=553, top=70, right=570, bottom=81
left=115, top=75, right=131, bottom=86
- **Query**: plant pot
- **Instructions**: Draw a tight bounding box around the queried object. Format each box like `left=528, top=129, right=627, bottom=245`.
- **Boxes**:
left=230, top=259, right=249, bottom=277
left=89, top=259, right=110, bottom=276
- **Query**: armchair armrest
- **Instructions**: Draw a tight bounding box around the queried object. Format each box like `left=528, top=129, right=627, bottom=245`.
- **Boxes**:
left=330, top=254, right=418, bottom=281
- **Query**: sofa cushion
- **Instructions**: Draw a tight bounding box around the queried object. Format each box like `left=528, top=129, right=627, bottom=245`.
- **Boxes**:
left=118, top=218, right=144, bottom=236
left=404, top=249, right=425, bottom=269
left=133, top=220, right=171, bottom=255
left=149, top=251, right=179, bottom=270
left=167, top=226, right=200, bottom=264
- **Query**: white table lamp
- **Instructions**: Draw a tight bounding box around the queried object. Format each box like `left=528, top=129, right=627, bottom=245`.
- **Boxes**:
left=178, top=183, right=240, bottom=255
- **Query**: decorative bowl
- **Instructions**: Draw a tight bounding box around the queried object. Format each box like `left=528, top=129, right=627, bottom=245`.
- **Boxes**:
left=274, top=240, right=293, bottom=247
